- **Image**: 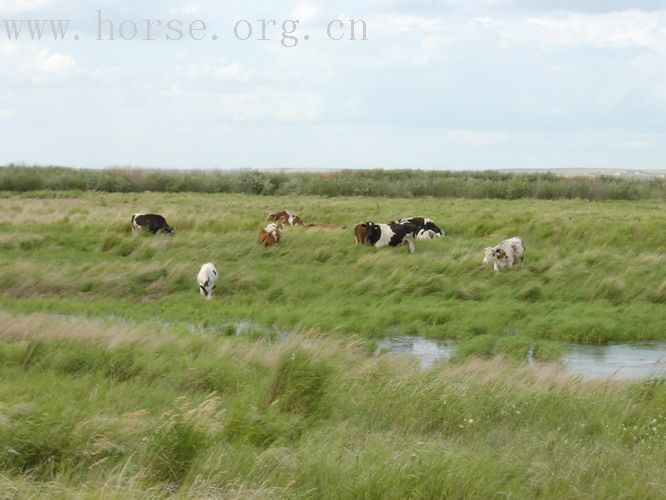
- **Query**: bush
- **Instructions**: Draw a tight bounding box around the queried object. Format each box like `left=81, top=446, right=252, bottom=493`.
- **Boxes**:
left=144, top=416, right=207, bottom=483
left=267, top=349, right=330, bottom=417
left=0, top=414, right=72, bottom=476
left=594, top=278, right=627, bottom=305
left=143, top=397, right=222, bottom=484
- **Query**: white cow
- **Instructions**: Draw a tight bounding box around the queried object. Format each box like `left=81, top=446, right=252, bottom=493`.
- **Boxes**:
left=483, top=237, right=526, bottom=272
left=197, top=263, right=219, bottom=299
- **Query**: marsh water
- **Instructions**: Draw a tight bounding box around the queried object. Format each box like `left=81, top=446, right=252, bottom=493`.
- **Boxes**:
left=376, top=336, right=666, bottom=380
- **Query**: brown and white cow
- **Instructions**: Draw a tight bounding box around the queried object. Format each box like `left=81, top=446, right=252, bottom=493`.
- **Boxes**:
left=259, top=222, right=282, bottom=246
left=267, top=210, right=305, bottom=226
left=482, top=237, right=526, bottom=272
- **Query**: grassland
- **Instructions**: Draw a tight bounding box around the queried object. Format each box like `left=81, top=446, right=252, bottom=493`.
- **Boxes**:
left=0, top=191, right=665, bottom=498
left=1, top=192, right=664, bottom=345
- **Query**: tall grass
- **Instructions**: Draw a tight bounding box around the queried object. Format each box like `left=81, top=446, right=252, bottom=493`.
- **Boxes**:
left=0, top=312, right=664, bottom=497
left=1, top=165, right=665, bottom=200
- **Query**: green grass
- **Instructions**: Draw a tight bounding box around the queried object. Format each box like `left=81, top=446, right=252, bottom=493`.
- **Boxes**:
left=0, top=191, right=665, bottom=497
left=1, top=192, right=664, bottom=345
left=0, top=312, right=664, bottom=498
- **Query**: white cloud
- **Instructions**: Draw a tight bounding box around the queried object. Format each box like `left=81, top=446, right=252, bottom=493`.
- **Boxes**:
left=440, top=130, right=511, bottom=147
left=290, top=2, right=322, bottom=24
left=0, top=45, right=75, bottom=83
left=619, top=139, right=655, bottom=150
left=0, top=0, right=51, bottom=14
left=217, top=89, right=322, bottom=122
left=371, top=10, right=666, bottom=54
left=30, top=49, right=75, bottom=74
left=160, top=84, right=323, bottom=123
left=500, top=11, right=666, bottom=50
left=372, top=13, right=443, bottom=35
left=176, top=59, right=251, bottom=82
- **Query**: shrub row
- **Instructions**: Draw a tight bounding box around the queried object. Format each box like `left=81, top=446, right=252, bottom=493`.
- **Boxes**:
left=1, top=165, right=664, bottom=200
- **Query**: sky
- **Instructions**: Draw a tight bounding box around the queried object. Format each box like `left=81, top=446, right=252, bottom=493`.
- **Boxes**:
left=1, top=0, right=665, bottom=170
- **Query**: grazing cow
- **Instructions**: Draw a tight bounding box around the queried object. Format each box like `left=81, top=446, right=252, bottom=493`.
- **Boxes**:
left=364, top=221, right=419, bottom=253
left=267, top=210, right=305, bottom=226
left=483, top=237, right=526, bottom=272
left=354, top=223, right=368, bottom=245
left=197, top=263, right=218, bottom=300
left=259, top=222, right=281, bottom=246
left=396, top=217, right=444, bottom=239
left=131, top=213, right=174, bottom=235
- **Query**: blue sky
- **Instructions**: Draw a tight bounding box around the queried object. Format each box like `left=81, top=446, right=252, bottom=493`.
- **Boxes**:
left=1, top=0, right=665, bottom=170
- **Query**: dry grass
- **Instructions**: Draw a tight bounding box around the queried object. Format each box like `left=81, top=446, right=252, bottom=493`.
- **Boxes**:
left=0, top=311, right=159, bottom=348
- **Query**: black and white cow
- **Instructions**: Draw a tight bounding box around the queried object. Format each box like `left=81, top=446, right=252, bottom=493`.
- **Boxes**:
left=131, top=213, right=174, bottom=235
left=396, top=217, right=444, bottom=240
left=364, top=221, right=419, bottom=253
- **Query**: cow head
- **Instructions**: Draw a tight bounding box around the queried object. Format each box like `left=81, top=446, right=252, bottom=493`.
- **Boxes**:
left=483, top=246, right=508, bottom=266
left=423, top=221, right=443, bottom=237
left=482, top=247, right=494, bottom=266
left=363, top=222, right=380, bottom=242
left=268, top=211, right=287, bottom=223
left=416, top=229, right=438, bottom=240
left=164, top=226, right=175, bottom=234
left=291, top=215, right=305, bottom=226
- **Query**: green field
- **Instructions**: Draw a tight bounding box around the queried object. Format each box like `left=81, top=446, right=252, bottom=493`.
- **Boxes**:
left=1, top=191, right=665, bottom=497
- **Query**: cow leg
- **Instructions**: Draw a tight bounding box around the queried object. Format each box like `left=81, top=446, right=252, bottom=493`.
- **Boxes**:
left=405, top=237, right=415, bottom=254
left=494, top=263, right=500, bottom=272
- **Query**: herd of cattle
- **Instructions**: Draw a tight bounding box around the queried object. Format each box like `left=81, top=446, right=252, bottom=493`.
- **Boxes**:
left=130, top=211, right=526, bottom=300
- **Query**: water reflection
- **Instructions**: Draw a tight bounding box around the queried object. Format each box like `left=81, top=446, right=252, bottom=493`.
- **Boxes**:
left=375, top=336, right=457, bottom=370
left=562, top=342, right=666, bottom=380
left=377, top=336, right=666, bottom=379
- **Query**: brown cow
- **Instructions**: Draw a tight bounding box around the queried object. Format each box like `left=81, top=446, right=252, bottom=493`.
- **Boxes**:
left=267, top=210, right=305, bottom=226
left=353, top=223, right=368, bottom=244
